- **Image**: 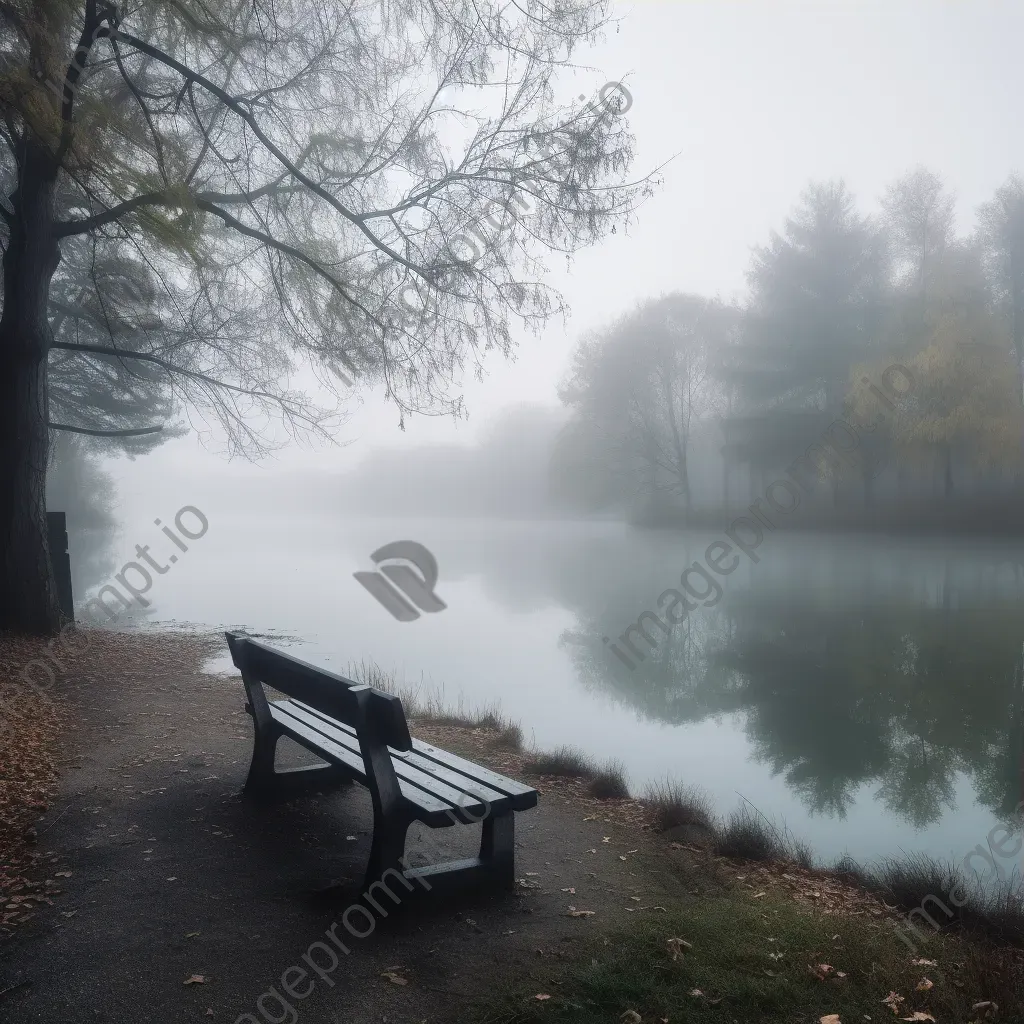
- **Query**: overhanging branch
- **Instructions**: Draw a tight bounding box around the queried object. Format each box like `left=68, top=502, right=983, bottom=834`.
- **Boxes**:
left=54, top=191, right=170, bottom=237
left=111, top=29, right=432, bottom=283
left=193, top=198, right=381, bottom=327
left=49, top=422, right=163, bottom=437
left=50, top=340, right=324, bottom=430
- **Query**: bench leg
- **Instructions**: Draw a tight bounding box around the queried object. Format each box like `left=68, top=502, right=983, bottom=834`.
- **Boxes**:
left=243, top=723, right=282, bottom=797
left=480, top=810, right=516, bottom=890
left=365, top=814, right=410, bottom=886
left=244, top=723, right=351, bottom=801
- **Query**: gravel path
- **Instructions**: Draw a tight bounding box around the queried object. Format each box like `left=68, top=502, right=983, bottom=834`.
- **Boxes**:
left=0, top=629, right=668, bottom=1024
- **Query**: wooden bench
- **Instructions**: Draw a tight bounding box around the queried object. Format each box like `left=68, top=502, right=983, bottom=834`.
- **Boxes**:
left=225, top=631, right=538, bottom=892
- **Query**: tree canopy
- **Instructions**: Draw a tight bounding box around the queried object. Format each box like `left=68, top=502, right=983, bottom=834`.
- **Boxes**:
left=0, top=0, right=652, bottom=631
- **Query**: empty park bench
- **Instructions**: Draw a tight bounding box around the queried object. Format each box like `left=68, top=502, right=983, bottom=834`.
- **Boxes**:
left=225, top=631, right=538, bottom=891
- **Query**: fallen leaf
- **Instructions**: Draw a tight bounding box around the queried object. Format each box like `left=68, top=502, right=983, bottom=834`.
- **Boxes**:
left=54, top=871, right=72, bottom=878
left=534, top=994, right=551, bottom=1001
left=915, top=978, right=933, bottom=992
left=753, top=891, right=766, bottom=898
left=381, top=971, right=408, bottom=986
left=620, top=1012, right=641, bottom=1024
left=560, top=887, right=576, bottom=894
left=882, top=991, right=905, bottom=1013
left=183, top=975, right=206, bottom=985
left=688, top=988, right=703, bottom=997
left=820, top=1016, right=842, bottom=1024
left=602, top=837, right=611, bottom=844
left=185, top=931, right=200, bottom=938
left=566, top=907, right=596, bottom=918
left=911, top=959, right=937, bottom=967
left=899, top=1014, right=935, bottom=1022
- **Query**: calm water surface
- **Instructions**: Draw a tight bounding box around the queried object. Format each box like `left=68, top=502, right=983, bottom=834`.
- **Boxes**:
left=129, top=514, right=1024, bottom=871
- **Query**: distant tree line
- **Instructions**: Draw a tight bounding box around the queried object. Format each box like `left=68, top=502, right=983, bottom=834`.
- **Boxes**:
left=553, top=169, right=1024, bottom=519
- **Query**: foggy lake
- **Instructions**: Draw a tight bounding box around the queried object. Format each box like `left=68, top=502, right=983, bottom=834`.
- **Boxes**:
left=133, top=512, right=1024, bottom=871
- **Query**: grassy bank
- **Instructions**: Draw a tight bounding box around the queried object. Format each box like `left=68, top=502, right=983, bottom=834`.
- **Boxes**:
left=471, top=880, right=1021, bottom=1023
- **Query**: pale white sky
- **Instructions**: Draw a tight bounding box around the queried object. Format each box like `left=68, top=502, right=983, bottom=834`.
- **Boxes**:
left=110, top=0, right=1024, bottom=509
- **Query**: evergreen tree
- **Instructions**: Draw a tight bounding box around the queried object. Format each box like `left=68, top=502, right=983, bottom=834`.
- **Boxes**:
left=724, top=180, right=886, bottom=415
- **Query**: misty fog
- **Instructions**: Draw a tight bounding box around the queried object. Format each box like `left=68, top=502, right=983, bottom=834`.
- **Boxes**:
left=38, top=1, right=1024, bottom=872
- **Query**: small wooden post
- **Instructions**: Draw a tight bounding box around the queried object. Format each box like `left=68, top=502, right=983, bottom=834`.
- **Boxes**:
left=47, top=511, right=74, bottom=621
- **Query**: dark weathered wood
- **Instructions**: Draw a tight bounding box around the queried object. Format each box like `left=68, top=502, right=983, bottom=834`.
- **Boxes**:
left=228, top=634, right=410, bottom=748
left=224, top=631, right=537, bottom=893
left=46, top=511, right=74, bottom=621
left=277, top=701, right=512, bottom=816
left=287, top=697, right=538, bottom=806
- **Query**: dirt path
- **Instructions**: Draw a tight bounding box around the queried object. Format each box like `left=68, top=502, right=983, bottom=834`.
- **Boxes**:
left=0, top=629, right=681, bottom=1024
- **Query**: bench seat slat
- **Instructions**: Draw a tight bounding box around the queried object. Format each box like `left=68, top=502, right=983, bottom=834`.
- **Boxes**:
left=273, top=701, right=504, bottom=815
left=405, top=740, right=539, bottom=808
left=268, top=705, right=463, bottom=826
left=282, top=698, right=537, bottom=811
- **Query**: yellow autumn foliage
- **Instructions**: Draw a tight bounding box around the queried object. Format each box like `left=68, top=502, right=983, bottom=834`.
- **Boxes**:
left=849, top=316, right=1024, bottom=472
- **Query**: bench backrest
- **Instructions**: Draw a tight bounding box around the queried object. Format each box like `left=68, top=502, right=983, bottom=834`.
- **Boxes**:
left=225, top=631, right=412, bottom=751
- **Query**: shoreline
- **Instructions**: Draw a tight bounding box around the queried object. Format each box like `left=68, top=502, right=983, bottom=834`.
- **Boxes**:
left=2, top=626, right=1023, bottom=1022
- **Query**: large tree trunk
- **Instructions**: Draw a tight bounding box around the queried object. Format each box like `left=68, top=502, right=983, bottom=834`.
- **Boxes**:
left=0, top=142, right=64, bottom=634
